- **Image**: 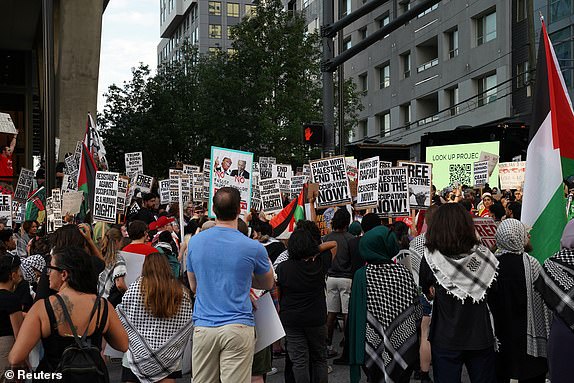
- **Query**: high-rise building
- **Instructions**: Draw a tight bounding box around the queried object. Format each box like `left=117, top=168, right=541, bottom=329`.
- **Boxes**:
left=158, top=0, right=257, bottom=63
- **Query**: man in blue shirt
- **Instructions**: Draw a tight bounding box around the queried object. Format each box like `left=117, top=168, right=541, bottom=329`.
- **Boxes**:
left=187, top=187, right=274, bottom=383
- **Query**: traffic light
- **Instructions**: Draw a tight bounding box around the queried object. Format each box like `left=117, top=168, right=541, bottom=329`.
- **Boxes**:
left=303, top=123, right=323, bottom=146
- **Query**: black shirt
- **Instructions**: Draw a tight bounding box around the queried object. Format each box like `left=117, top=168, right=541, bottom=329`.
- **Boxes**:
left=263, top=240, right=285, bottom=264
left=419, top=256, right=495, bottom=351
left=14, top=280, right=33, bottom=312
left=323, top=231, right=354, bottom=278
left=0, top=289, right=21, bottom=336
left=276, top=251, right=331, bottom=328
left=347, top=236, right=365, bottom=278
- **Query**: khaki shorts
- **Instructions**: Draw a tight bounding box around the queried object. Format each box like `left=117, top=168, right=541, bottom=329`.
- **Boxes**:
left=326, top=276, right=352, bottom=314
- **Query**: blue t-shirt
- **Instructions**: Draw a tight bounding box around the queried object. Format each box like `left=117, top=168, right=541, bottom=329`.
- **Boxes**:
left=187, top=226, right=270, bottom=327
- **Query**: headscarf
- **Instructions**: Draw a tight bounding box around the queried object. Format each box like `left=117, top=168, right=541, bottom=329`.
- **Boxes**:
left=560, top=219, right=574, bottom=250
left=20, top=254, right=46, bottom=284
left=359, top=225, right=399, bottom=264
left=495, top=218, right=528, bottom=255
left=348, top=221, right=362, bottom=236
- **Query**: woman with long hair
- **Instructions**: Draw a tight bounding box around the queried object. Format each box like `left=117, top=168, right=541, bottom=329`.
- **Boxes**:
left=116, top=252, right=193, bottom=383
left=419, top=203, right=498, bottom=382
left=98, top=228, right=128, bottom=307
left=0, top=254, right=24, bottom=375
left=9, top=247, right=128, bottom=375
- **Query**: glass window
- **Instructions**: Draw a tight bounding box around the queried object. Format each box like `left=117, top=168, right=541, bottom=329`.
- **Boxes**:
left=227, top=3, right=240, bottom=17
left=245, top=4, right=256, bottom=17
left=478, top=74, right=497, bottom=106
left=517, top=0, right=527, bottom=22
left=227, top=26, right=234, bottom=39
left=549, top=0, right=572, bottom=23
left=402, top=52, right=411, bottom=78
left=359, top=120, right=368, bottom=138
left=228, top=48, right=237, bottom=55
left=448, top=87, right=459, bottom=115
left=359, top=27, right=367, bottom=41
left=516, top=62, right=530, bottom=88
left=378, top=64, right=390, bottom=89
left=378, top=112, right=391, bottom=137
left=448, top=29, right=459, bottom=58
left=209, top=24, right=222, bottom=39
left=209, top=47, right=222, bottom=53
left=359, top=73, right=368, bottom=94
left=418, top=3, right=438, bottom=18
left=477, top=10, right=496, bottom=45
left=551, top=28, right=573, bottom=88
left=401, top=103, right=411, bottom=128
left=209, top=1, right=221, bottom=15
left=343, top=36, right=352, bottom=51
left=378, top=14, right=390, bottom=29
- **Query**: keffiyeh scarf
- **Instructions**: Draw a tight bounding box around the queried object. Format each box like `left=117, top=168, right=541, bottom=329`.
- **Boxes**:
left=116, top=278, right=194, bottom=383
left=20, top=254, right=45, bottom=284
left=535, top=249, right=574, bottom=333
left=424, top=245, right=498, bottom=302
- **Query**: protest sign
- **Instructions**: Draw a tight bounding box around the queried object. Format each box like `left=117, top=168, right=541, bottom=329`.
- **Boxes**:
left=46, top=197, right=55, bottom=233
left=272, top=164, right=292, bottom=194
left=303, top=164, right=311, bottom=177
left=61, top=174, right=77, bottom=193
left=133, top=174, right=153, bottom=194
left=124, top=152, right=143, bottom=178
left=169, top=171, right=181, bottom=204
left=254, top=293, right=286, bottom=353
left=13, top=168, right=35, bottom=202
left=192, top=173, right=203, bottom=203
left=159, top=179, right=171, bottom=205
left=61, top=191, right=84, bottom=216
left=203, top=159, right=210, bottom=201
left=309, top=156, right=352, bottom=208
left=65, top=154, right=79, bottom=176
left=11, top=200, right=24, bottom=225
left=180, top=174, right=191, bottom=206
left=116, top=176, right=129, bottom=214
left=209, top=147, right=254, bottom=218
left=498, top=161, right=526, bottom=190
left=473, top=160, right=489, bottom=187
left=356, top=157, right=380, bottom=209
left=93, top=171, right=119, bottom=223
left=345, top=157, right=358, bottom=182
left=479, top=151, right=500, bottom=178
left=380, top=161, right=392, bottom=168
left=251, top=187, right=262, bottom=212
left=0, top=194, right=12, bottom=228
left=512, top=155, right=522, bottom=162
left=259, top=178, right=283, bottom=214
left=259, top=157, right=275, bottom=180
left=397, top=161, right=432, bottom=210
left=473, top=217, right=498, bottom=249
left=290, top=175, right=308, bottom=197
left=183, top=164, right=201, bottom=175
left=378, top=166, right=410, bottom=217
left=51, top=189, right=62, bottom=229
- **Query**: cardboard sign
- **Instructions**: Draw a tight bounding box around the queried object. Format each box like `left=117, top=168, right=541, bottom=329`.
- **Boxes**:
left=61, top=191, right=84, bottom=216
left=202, top=159, right=211, bottom=202
left=259, top=178, right=283, bottom=213
left=474, top=217, right=498, bottom=249
left=116, top=176, right=129, bottom=214
left=309, top=156, right=352, bottom=208
left=378, top=166, right=410, bottom=217
left=498, top=161, right=526, bottom=190
left=159, top=179, right=171, bottom=205
left=356, top=157, right=380, bottom=209
left=183, top=164, right=201, bottom=175
left=14, top=168, right=35, bottom=202
left=0, top=194, right=12, bottom=228
left=290, top=175, right=308, bottom=197
left=398, top=161, right=432, bottom=210
left=479, top=151, right=499, bottom=177
left=93, top=171, right=119, bottom=223
left=345, top=157, right=358, bottom=182
left=272, top=164, right=292, bottom=194
left=192, top=173, right=203, bottom=203
left=473, top=160, right=489, bottom=187
left=209, top=147, right=254, bottom=218
left=124, top=152, right=143, bottom=178
left=133, top=174, right=153, bottom=194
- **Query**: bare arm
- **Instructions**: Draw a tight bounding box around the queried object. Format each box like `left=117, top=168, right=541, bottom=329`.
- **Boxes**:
left=8, top=134, right=17, bottom=154
left=104, top=301, right=128, bottom=352
left=187, top=272, right=197, bottom=294
left=8, top=302, right=42, bottom=366
left=78, top=223, right=104, bottom=261
left=252, top=258, right=274, bottom=290
left=319, top=240, right=338, bottom=259
left=9, top=311, right=24, bottom=339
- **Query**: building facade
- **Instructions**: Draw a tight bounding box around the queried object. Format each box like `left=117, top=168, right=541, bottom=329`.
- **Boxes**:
left=157, top=0, right=256, bottom=63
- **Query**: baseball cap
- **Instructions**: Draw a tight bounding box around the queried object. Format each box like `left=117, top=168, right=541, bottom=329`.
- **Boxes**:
left=149, top=216, right=175, bottom=231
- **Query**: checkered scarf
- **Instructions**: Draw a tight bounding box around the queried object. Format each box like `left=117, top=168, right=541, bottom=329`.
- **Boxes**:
left=20, top=254, right=45, bottom=284
left=535, top=248, right=574, bottom=333
left=364, top=263, right=422, bottom=383
left=116, top=278, right=194, bottom=383
left=424, top=245, right=498, bottom=302
left=408, top=234, right=425, bottom=286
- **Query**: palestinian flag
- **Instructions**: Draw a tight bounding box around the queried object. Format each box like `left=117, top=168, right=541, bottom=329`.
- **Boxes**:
left=270, top=186, right=306, bottom=238
left=25, top=187, right=46, bottom=222
left=522, top=20, right=574, bottom=262
left=77, top=142, right=97, bottom=218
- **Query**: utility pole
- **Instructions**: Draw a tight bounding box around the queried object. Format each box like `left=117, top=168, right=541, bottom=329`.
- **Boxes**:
left=42, top=0, right=56, bottom=193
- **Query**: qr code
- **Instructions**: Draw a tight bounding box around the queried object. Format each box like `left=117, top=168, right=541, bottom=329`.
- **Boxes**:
left=449, top=164, right=471, bottom=186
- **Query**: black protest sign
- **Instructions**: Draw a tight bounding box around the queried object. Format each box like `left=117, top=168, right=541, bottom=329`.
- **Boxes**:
left=14, top=168, right=35, bottom=202
left=93, top=171, right=119, bottom=223
left=377, top=166, right=410, bottom=217
left=398, top=161, right=432, bottom=210
left=309, top=156, right=352, bottom=208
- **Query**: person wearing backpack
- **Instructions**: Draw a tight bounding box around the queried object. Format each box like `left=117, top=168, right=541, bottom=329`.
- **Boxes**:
left=154, top=231, right=181, bottom=278
left=8, top=246, right=128, bottom=381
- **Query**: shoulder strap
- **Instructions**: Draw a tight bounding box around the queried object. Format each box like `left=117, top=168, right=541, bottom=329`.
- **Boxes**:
left=54, top=294, right=100, bottom=348
left=43, top=298, right=58, bottom=331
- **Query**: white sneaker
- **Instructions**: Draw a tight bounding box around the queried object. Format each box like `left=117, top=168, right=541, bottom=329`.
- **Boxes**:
left=268, top=367, right=278, bottom=376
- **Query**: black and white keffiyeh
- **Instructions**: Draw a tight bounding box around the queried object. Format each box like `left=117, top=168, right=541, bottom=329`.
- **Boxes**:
left=97, top=255, right=127, bottom=298
left=364, top=263, right=422, bottom=383
left=116, top=278, right=194, bottom=383
left=424, top=245, right=498, bottom=302
left=535, top=248, right=574, bottom=333
left=408, top=234, right=425, bottom=286
left=20, top=254, right=45, bottom=284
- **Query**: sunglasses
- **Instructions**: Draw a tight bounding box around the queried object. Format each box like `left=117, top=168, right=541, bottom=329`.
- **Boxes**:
left=46, top=265, right=64, bottom=274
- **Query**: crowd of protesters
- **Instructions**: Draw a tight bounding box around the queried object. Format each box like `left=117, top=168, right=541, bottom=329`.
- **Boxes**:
left=0, top=179, right=572, bottom=383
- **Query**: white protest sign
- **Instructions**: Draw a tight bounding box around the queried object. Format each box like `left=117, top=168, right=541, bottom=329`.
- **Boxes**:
left=181, top=174, right=192, bottom=206
left=46, top=197, right=55, bottom=233
left=133, top=174, right=153, bottom=194
left=124, top=152, right=143, bottom=178
left=11, top=200, right=24, bottom=225
left=356, top=157, right=380, bottom=209
left=209, top=147, right=254, bottom=218
left=169, top=170, right=182, bottom=204
left=61, top=191, right=84, bottom=216
left=61, top=174, right=77, bottom=193
left=259, top=178, right=283, bottom=214
left=309, top=156, right=352, bottom=208
left=254, top=293, right=286, bottom=353
left=498, top=161, right=526, bottom=190
left=203, top=159, right=211, bottom=202
left=479, top=151, right=499, bottom=178
left=473, top=160, right=489, bottom=188
left=183, top=164, right=201, bottom=175
left=272, top=164, right=292, bottom=194
left=0, top=194, right=12, bottom=228
left=65, top=154, right=79, bottom=176
left=345, top=157, right=358, bottom=182
left=116, top=176, right=129, bottom=214
left=159, top=179, right=171, bottom=205
left=51, top=189, right=62, bottom=229
left=259, top=157, right=275, bottom=180
left=251, top=187, right=262, bottom=212
left=14, top=168, right=35, bottom=202
left=398, top=161, right=433, bottom=210
left=302, top=164, right=311, bottom=176
left=192, top=173, right=203, bottom=203
left=290, top=175, right=308, bottom=197
left=93, top=171, right=119, bottom=223
left=378, top=166, right=410, bottom=217
left=473, top=217, right=498, bottom=249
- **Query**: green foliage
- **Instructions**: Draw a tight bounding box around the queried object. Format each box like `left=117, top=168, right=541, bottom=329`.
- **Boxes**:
left=99, top=0, right=362, bottom=177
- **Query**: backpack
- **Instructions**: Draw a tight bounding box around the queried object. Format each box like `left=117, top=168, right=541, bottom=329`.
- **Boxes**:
left=52, top=294, right=109, bottom=383
left=156, top=245, right=181, bottom=277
